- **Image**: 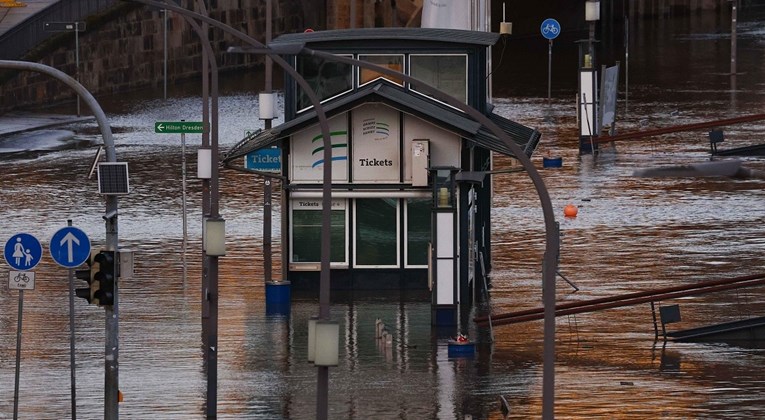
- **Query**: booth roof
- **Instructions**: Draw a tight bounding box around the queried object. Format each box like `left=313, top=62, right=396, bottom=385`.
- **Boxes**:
left=223, top=81, right=540, bottom=163
left=269, top=27, right=500, bottom=50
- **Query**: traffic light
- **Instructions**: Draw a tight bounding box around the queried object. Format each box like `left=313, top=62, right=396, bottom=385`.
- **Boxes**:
left=93, top=251, right=115, bottom=306
left=75, top=252, right=99, bottom=305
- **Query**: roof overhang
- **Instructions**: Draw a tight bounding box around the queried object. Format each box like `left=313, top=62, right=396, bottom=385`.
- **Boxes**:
left=223, top=81, right=540, bottom=163
left=268, top=27, right=500, bottom=52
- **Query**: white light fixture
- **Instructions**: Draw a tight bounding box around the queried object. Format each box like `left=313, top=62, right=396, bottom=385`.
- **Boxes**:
left=314, top=321, right=339, bottom=367
left=307, top=316, right=318, bottom=363
left=203, top=217, right=226, bottom=256
left=585, top=0, right=600, bottom=22
left=259, top=92, right=275, bottom=120
left=197, top=147, right=212, bottom=179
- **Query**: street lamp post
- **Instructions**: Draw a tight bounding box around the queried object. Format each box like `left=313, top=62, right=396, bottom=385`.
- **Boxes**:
left=127, top=4, right=560, bottom=418
left=301, top=48, right=560, bottom=420
left=586, top=1, right=600, bottom=59
left=0, top=60, right=121, bottom=420
left=579, top=0, right=601, bottom=154
left=130, top=2, right=336, bottom=417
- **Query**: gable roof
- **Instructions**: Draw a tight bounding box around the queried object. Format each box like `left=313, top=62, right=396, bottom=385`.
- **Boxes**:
left=269, top=28, right=500, bottom=50
left=223, top=81, right=539, bottom=163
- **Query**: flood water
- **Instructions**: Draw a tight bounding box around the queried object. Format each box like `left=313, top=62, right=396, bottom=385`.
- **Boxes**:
left=2, top=9, right=765, bottom=419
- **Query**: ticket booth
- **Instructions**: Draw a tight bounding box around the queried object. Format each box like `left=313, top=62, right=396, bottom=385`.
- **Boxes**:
left=224, top=28, right=541, bottom=326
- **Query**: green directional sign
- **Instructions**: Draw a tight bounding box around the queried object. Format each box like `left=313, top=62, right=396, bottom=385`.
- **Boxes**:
left=154, top=121, right=206, bottom=134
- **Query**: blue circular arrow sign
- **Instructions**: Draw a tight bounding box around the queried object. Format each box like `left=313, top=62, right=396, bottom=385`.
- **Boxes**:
left=541, top=18, right=561, bottom=40
left=4, top=233, right=43, bottom=271
left=49, top=227, right=91, bottom=268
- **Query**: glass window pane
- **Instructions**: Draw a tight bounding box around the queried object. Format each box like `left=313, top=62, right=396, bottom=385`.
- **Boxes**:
left=410, top=55, right=467, bottom=103
left=296, top=55, right=353, bottom=111
left=292, top=210, right=346, bottom=263
left=406, top=198, right=431, bottom=266
left=355, top=198, right=398, bottom=266
left=359, top=54, right=404, bottom=86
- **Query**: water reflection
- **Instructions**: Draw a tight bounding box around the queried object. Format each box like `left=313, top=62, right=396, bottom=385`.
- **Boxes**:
left=1, top=10, right=765, bottom=419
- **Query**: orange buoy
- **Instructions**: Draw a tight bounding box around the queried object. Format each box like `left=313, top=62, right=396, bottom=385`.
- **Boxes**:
left=564, top=204, right=578, bottom=218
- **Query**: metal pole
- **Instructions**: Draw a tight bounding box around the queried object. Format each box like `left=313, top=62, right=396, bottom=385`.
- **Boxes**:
left=624, top=12, right=629, bottom=110
left=730, top=0, right=737, bottom=77
left=67, top=219, right=77, bottom=420
left=104, top=228, right=119, bottom=420
left=75, top=24, right=80, bottom=117
left=209, top=28, right=221, bottom=420
left=164, top=9, right=168, bottom=101
left=173, top=3, right=219, bottom=416
left=264, top=178, right=272, bottom=283
left=186, top=0, right=213, bottom=415
left=547, top=39, right=552, bottom=104
left=264, top=0, right=273, bottom=285
left=0, top=60, right=121, bottom=420
left=13, top=290, right=23, bottom=420
left=182, top=130, right=187, bottom=283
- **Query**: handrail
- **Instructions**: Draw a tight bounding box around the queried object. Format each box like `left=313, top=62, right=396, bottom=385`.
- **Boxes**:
left=476, top=272, right=765, bottom=327
left=478, top=251, right=493, bottom=343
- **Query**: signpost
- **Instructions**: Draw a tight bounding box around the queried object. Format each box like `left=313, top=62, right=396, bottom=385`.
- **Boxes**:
left=155, top=120, right=204, bottom=282
left=50, top=226, right=91, bottom=268
left=4, top=233, right=42, bottom=270
left=8, top=270, right=35, bottom=290
left=51, top=223, right=91, bottom=420
left=154, top=121, right=205, bottom=133
left=4, top=232, right=42, bottom=420
left=541, top=18, right=561, bottom=103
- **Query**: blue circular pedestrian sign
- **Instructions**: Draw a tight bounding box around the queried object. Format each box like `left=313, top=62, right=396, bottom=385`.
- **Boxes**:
left=4, top=233, right=43, bottom=271
left=49, top=227, right=91, bottom=268
left=541, top=18, right=561, bottom=40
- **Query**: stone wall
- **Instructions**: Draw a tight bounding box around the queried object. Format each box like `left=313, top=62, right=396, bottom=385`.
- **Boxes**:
left=0, top=0, right=325, bottom=111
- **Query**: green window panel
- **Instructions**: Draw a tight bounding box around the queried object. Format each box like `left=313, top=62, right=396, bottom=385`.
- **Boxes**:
left=355, top=198, right=398, bottom=266
left=292, top=210, right=346, bottom=263
left=406, top=198, right=431, bottom=266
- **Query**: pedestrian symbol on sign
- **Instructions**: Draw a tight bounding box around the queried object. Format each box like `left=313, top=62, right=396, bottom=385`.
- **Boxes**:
left=4, top=233, right=43, bottom=271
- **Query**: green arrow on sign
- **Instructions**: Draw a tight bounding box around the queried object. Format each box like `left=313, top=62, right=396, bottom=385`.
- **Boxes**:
left=154, top=121, right=206, bottom=134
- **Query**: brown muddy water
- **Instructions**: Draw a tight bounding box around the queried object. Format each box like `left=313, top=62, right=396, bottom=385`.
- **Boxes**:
left=1, top=9, right=765, bottom=419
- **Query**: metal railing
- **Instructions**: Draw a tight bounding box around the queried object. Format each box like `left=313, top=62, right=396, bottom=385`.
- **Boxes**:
left=0, top=0, right=118, bottom=60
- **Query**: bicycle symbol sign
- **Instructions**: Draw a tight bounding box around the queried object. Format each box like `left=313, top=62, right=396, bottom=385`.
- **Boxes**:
left=541, top=18, right=561, bottom=40
left=9, top=270, right=35, bottom=290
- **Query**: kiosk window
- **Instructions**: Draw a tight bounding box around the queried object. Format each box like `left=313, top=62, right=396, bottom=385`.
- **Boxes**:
left=358, top=54, right=404, bottom=86
left=296, top=55, right=353, bottom=112
left=292, top=209, right=346, bottom=263
left=355, top=198, right=399, bottom=266
left=409, top=54, right=467, bottom=104
left=406, top=198, right=430, bottom=267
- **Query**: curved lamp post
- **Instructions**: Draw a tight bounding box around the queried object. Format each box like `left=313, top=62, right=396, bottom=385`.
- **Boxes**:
left=125, top=3, right=560, bottom=418
left=127, top=1, right=336, bottom=417
left=303, top=48, right=560, bottom=420
left=0, top=60, right=121, bottom=420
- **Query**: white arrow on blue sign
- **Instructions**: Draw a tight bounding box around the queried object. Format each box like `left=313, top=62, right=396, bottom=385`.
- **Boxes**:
left=49, top=227, right=91, bottom=268
left=4, top=233, right=43, bottom=271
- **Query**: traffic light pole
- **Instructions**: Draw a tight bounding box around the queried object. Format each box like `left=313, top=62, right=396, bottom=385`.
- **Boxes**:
left=0, top=60, right=122, bottom=420
left=104, top=199, right=119, bottom=420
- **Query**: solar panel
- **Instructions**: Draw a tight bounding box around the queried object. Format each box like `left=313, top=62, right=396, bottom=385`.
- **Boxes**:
left=97, top=162, right=130, bottom=195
